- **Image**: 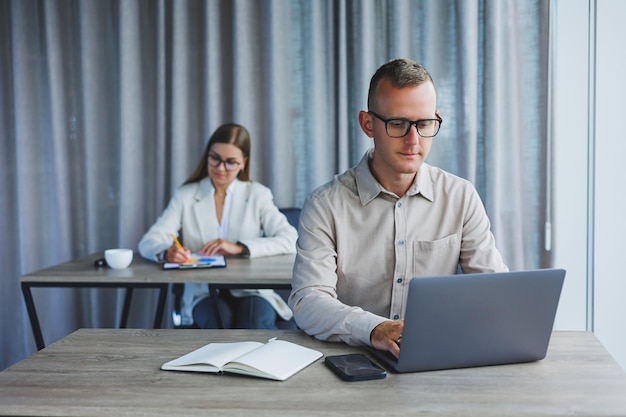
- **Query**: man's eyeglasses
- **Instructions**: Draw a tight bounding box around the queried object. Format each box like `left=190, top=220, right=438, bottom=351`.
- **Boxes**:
left=368, top=110, right=443, bottom=138
left=208, top=153, right=242, bottom=171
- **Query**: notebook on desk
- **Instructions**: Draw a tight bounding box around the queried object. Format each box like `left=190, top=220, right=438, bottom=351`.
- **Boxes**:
left=162, top=254, right=227, bottom=270
left=368, top=268, right=566, bottom=373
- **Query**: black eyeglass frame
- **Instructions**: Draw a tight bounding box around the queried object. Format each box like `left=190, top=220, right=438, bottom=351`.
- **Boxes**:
left=207, top=153, right=242, bottom=172
left=368, top=110, right=443, bottom=138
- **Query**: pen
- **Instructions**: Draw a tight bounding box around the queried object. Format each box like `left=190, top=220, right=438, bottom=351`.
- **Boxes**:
left=170, top=233, right=185, bottom=250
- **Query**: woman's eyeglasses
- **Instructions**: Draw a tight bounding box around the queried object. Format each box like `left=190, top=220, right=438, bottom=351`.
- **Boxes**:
left=208, top=153, right=242, bottom=171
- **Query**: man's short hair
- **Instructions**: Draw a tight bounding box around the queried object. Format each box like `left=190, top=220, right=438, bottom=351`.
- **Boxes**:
left=367, top=58, right=434, bottom=109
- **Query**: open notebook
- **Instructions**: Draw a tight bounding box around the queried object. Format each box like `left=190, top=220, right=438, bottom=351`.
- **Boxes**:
left=368, top=268, right=566, bottom=373
left=161, top=337, right=322, bottom=381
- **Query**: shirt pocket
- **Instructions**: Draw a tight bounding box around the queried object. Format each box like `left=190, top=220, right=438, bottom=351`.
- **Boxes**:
left=412, top=234, right=461, bottom=277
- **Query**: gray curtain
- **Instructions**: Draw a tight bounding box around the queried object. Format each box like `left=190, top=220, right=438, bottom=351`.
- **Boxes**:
left=0, top=0, right=551, bottom=370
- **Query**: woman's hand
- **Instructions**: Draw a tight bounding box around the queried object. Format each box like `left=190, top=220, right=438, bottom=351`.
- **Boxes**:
left=164, top=243, right=190, bottom=263
left=199, top=238, right=245, bottom=256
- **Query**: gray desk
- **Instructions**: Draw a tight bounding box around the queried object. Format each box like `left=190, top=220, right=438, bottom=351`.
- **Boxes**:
left=1, top=329, right=626, bottom=416
left=20, top=253, right=295, bottom=350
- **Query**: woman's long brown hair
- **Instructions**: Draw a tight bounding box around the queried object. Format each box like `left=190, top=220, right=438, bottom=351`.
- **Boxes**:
left=183, top=123, right=251, bottom=185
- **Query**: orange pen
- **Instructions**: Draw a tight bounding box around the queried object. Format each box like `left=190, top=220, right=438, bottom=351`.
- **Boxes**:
left=170, top=233, right=185, bottom=250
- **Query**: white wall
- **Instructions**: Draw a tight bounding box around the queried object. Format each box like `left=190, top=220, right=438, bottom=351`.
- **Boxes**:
left=553, top=0, right=626, bottom=370
left=593, top=0, right=626, bottom=371
left=552, top=0, right=589, bottom=332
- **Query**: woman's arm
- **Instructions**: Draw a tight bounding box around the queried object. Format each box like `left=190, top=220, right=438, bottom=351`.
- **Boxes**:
left=138, top=191, right=186, bottom=262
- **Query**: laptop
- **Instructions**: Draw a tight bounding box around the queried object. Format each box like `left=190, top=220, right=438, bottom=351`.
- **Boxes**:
left=368, top=268, right=566, bottom=373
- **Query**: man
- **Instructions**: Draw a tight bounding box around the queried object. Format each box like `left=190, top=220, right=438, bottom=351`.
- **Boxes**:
left=288, top=58, right=508, bottom=358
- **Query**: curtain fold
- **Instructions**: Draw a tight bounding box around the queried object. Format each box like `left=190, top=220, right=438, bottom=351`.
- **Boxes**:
left=0, top=0, right=551, bottom=370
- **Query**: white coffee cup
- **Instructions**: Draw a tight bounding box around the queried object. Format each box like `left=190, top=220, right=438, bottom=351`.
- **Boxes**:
left=104, top=248, right=134, bottom=269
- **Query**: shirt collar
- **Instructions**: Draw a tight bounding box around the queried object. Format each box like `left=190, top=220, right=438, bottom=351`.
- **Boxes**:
left=354, top=149, right=434, bottom=204
left=196, top=177, right=239, bottom=200
left=415, top=164, right=434, bottom=202
left=210, top=178, right=238, bottom=195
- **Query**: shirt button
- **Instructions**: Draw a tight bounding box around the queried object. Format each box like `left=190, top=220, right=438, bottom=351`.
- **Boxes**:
left=397, top=202, right=402, bottom=208
left=398, top=240, right=404, bottom=246
left=393, top=314, right=400, bottom=320
left=397, top=278, right=403, bottom=283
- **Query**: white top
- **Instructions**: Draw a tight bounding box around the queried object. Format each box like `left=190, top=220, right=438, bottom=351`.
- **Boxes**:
left=138, top=178, right=298, bottom=325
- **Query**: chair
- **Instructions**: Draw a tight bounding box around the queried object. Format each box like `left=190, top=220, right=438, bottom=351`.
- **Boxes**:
left=170, top=207, right=301, bottom=329
left=274, top=207, right=300, bottom=330
left=277, top=207, right=301, bottom=231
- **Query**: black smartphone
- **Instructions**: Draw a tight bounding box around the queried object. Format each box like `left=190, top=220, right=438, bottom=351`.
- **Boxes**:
left=325, top=354, right=387, bottom=381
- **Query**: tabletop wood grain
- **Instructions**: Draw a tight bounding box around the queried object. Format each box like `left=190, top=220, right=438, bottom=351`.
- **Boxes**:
left=1, top=329, right=626, bottom=416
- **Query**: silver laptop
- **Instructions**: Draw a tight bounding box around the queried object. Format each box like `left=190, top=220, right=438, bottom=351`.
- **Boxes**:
left=368, top=268, right=566, bottom=373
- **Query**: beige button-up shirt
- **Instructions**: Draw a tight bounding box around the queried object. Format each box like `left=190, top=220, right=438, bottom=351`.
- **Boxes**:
left=289, top=150, right=508, bottom=346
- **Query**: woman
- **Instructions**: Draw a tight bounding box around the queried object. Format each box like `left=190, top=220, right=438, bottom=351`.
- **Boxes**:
left=138, top=123, right=297, bottom=329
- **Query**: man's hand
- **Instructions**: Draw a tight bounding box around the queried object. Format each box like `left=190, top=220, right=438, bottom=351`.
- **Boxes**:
left=370, top=320, right=404, bottom=358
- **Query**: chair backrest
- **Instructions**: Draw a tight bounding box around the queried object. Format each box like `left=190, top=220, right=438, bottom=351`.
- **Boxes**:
left=279, top=207, right=301, bottom=229
left=275, top=207, right=301, bottom=318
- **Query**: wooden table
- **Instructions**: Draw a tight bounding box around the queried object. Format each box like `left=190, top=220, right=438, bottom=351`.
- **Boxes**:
left=20, top=253, right=296, bottom=350
left=1, top=329, right=625, bottom=416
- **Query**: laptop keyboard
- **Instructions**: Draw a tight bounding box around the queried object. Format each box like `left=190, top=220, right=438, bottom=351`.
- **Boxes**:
left=367, top=346, right=398, bottom=367
left=381, top=349, right=398, bottom=364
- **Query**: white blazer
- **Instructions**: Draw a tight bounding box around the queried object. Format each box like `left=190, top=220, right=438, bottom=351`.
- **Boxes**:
left=138, top=178, right=297, bottom=325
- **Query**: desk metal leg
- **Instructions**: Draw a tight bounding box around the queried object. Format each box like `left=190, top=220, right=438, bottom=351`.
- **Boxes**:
left=120, top=288, right=133, bottom=328
left=23, top=283, right=166, bottom=350
left=21, top=283, right=45, bottom=351
left=153, top=285, right=167, bottom=328
left=121, top=286, right=167, bottom=328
